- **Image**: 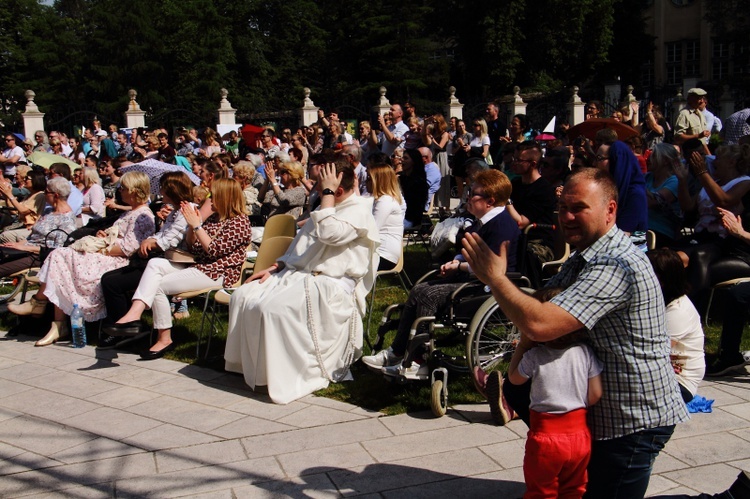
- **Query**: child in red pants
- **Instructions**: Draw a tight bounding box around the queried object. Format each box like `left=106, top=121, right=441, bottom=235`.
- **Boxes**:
left=508, top=288, right=603, bottom=499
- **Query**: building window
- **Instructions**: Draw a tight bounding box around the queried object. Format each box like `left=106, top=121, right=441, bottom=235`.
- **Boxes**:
left=684, top=39, right=699, bottom=76
left=668, top=64, right=683, bottom=86
left=666, top=42, right=682, bottom=64
left=713, top=41, right=729, bottom=59
left=666, top=42, right=682, bottom=85
left=713, top=60, right=728, bottom=81
left=641, top=61, right=654, bottom=88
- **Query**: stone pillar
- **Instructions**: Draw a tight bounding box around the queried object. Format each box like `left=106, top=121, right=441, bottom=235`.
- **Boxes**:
left=568, top=86, right=586, bottom=126
left=672, top=89, right=686, bottom=122
left=445, top=86, right=464, bottom=120
left=623, top=85, right=641, bottom=126
left=507, top=86, right=527, bottom=117
left=720, top=85, right=735, bottom=121
left=22, top=90, right=45, bottom=138
left=299, top=87, right=319, bottom=127
left=624, top=85, right=636, bottom=104
left=376, top=86, right=391, bottom=116
left=217, top=88, right=236, bottom=125
left=124, top=89, right=146, bottom=129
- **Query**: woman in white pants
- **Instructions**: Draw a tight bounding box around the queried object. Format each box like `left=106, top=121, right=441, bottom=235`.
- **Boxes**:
left=103, top=178, right=252, bottom=359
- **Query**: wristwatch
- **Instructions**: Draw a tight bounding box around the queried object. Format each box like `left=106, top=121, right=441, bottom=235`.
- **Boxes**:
left=322, top=188, right=335, bottom=196
left=193, top=223, right=202, bottom=231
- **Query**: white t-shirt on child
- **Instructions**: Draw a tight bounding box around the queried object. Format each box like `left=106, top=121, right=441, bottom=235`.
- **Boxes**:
left=518, top=342, right=603, bottom=414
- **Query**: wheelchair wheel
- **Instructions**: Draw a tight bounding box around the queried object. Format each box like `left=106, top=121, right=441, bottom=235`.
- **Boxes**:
left=0, top=275, right=26, bottom=304
left=465, top=297, right=520, bottom=394
left=430, top=379, right=448, bottom=417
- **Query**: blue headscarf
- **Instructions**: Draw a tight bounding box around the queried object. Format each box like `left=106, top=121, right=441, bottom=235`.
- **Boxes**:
left=608, top=141, right=648, bottom=233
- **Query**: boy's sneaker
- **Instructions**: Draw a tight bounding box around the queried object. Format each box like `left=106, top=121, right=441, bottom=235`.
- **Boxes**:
left=362, top=347, right=402, bottom=370
left=382, top=361, right=429, bottom=380
left=705, top=354, right=749, bottom=377
left=486, top=371, right=514, bottom=426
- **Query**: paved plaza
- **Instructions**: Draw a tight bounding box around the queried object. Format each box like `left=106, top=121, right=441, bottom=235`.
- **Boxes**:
left=1, top=333, right=749, bottom=498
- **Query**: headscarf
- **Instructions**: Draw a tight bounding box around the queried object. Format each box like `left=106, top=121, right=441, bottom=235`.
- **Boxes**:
left=608, top=141, right=648, bottom=233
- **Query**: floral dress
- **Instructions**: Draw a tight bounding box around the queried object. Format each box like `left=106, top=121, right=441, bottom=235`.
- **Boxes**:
left=39, top=205, right=155, bottom=321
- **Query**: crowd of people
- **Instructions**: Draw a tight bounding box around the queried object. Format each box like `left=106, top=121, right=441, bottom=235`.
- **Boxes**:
left=1, top=91, right=750, bottom=498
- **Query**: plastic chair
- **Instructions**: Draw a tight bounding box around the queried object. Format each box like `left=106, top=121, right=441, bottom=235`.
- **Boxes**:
left=540, top=221, right=570, bottom=279
left=365, top=247, right=412, bottom=348
left=261, top=214, right=296, bottom=242
left=198, top=236, right=294, bottom=358
left=646, top=230, right=656, bottom=251
left=705, top=277, right=750, bottom=326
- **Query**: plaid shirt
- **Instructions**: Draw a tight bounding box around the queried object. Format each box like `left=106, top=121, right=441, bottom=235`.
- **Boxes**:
left=548, top=226, right=689, bottom=440
left=724, top=108, right=750, bottom=145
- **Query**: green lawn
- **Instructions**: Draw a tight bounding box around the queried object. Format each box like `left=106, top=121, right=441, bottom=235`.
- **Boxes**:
left=3, top=247, right=749, bottom=415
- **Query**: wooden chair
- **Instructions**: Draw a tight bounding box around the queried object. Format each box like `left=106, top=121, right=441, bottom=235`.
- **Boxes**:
left=199, top=236, right=294, bottom=358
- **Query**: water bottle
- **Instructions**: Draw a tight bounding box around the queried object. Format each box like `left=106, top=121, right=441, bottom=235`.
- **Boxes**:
left=71, top=304, right=86, bottom=348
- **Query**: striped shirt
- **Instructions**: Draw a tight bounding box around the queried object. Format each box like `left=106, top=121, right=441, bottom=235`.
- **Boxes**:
left=548, top=226, right=689, bottom=440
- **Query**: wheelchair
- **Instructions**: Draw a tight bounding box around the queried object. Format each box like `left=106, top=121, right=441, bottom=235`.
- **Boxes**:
left=368, top=224, right=560, bottom=417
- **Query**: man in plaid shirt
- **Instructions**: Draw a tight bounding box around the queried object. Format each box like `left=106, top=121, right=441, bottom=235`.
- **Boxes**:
left=463, top=168, right=689, bottom=499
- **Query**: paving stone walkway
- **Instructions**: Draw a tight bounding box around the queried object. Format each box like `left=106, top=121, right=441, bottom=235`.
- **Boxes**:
left=1, top=333, right=749, bottom=498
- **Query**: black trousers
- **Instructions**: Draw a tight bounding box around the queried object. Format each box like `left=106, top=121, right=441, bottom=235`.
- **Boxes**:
left=100, top=265, right=144, bottom=326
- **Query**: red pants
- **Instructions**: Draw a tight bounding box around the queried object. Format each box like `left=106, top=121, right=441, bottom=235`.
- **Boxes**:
left=523, top=408, right=591, bottom=499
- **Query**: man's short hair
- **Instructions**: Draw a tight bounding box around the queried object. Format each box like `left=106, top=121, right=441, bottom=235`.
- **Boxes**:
left=334, top=157, right=355, bottom=192
left=474, top=169, right=512, bottom=206
left=516, top=140, right=542, bottom=162
left=343, top=144, right=361, bottom=163
left=49, top=162, right=72, bottom=180
left=366, top=152, right=391, bottom=168
left=418, top=147, right=433, bottom=162
left=596, top=128, right=618, bottom=145
left=566, top=167, right=618, bottom=204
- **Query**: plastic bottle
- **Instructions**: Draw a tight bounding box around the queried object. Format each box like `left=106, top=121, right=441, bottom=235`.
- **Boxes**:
left=70, top=304, right=86, bottom=348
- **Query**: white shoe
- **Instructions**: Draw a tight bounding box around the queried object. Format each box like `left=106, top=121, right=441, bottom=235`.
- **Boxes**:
left=382, top=361, right=429, bottom=380
left=362, top=347, right=402, bottom=370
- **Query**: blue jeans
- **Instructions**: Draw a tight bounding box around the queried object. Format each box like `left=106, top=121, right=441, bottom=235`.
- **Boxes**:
left=585, top=425, right=675, bottom=499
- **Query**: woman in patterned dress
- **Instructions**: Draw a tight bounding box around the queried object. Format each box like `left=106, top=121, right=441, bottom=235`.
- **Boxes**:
left=8, top=171, right=155, bottom=346
left=103, top=178, right=252, bottom=360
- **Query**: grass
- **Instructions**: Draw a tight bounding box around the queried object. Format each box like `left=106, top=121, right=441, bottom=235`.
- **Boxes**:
left=3, top=246, right=750, bottom=416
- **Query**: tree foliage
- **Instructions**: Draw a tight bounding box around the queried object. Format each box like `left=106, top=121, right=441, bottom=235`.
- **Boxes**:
left=1, top=0, right=653, bottom=130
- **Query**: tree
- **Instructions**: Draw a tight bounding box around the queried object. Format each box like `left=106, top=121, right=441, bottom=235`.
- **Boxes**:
left=0, top=0, right=49, bottom=130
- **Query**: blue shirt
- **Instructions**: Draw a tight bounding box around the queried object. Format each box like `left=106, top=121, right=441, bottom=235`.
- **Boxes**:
left=425, top=162, right=441, bottom=211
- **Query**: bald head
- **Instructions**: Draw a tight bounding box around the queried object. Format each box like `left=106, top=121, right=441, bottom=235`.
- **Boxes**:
left=418, top=147, right=432, bottom=163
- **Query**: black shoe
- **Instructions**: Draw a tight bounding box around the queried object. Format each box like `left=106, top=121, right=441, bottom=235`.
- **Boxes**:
left=102, top=320, right=143, bottom=337
left=139, top=342, right=175, bottom=360
left=97, top=330, right=150, bottom=350
left=96, top=333, right=122, bottom=350
left=705, top=354, right=748, bottom=377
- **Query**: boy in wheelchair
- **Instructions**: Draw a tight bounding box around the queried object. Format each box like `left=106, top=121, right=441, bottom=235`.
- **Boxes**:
left=362, top=169, right=520, bottom=378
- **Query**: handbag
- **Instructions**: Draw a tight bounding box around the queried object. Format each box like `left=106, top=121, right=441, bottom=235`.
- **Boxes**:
left=68, top=226, right=119, bottom=254
left=165, top=248, right=195, bottom=264
left=430, top=216, right=467, bottom=258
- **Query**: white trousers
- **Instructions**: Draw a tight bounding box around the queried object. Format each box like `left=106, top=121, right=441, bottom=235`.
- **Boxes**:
left=132, top=258, right=222, bottom=330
